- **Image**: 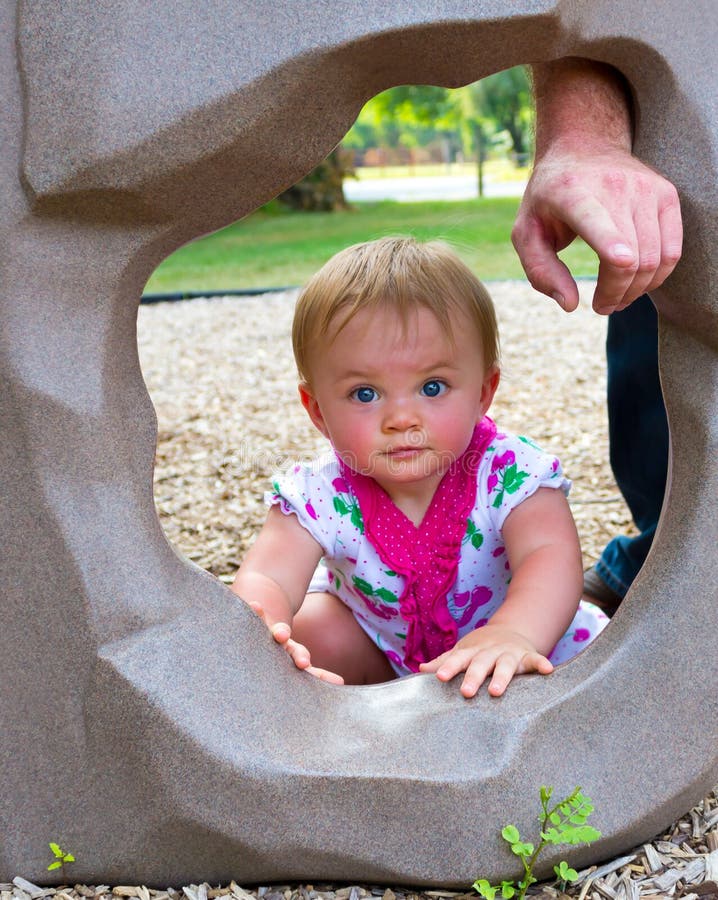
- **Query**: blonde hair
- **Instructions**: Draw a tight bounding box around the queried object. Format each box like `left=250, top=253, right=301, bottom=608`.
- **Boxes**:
left=292, top=236, right=499, bottom=383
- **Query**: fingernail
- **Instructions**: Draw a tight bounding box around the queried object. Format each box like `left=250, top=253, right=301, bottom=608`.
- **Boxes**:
left=551, top=291, right=566, bottom=309
left=612, top=243, right=635, bottom=259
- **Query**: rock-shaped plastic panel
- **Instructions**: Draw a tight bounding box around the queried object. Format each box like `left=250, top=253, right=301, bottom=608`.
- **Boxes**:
left=1, top=0, right=716, bottom=887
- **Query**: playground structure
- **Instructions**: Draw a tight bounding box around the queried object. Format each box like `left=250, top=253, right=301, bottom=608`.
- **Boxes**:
left=1, top=1, right=717, bottom=888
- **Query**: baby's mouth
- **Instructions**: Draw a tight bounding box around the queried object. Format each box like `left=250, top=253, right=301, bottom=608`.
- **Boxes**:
left=385, top=445, right=425, bottom=457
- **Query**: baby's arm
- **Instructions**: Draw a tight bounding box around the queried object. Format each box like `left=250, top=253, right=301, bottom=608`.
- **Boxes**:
left=231, top=505, right=343, bottom=683
left=420, top=487, right=583, bottom=698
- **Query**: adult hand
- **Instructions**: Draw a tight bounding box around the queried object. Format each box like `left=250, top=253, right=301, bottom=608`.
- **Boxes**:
left=419, top=624, right=553, bottom=698
left=512, top=148, right=682, bottom=315
left=520, top=58, right=683, bottom=315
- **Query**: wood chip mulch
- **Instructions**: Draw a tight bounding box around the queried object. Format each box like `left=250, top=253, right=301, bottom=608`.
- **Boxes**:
left=12, top=283, right=713, bottom=899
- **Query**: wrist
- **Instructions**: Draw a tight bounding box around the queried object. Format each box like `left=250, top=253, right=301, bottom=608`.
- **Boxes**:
left=532, top=57, right=633, bottom=160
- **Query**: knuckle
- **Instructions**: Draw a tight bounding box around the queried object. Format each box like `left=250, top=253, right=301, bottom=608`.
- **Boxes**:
left=555, top=171, right=581, bottom=191
left=602, top=169, right=628, bottom=193
left=659, top=183, right=681, bottom=208
left=662, top=246, right=682, bottom=267
left=637, top=251, right=661, bottom=273
left=525, top=264, right=553, bottom=292
left=633, top=172, right=655, bottom=197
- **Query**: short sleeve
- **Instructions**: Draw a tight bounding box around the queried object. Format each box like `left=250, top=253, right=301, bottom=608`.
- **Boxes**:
left=265, top=456, right=340, bottom=556
left=478, top=432, right=571, bottom=530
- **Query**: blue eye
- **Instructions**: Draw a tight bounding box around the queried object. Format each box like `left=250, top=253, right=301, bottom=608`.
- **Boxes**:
left=352, top=386, right=378, bottom=403
left=421, top=380, right=446, bottom=398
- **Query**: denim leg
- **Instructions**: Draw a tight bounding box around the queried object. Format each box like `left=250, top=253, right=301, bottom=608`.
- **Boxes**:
left=594, top=294, right=669, bottom=598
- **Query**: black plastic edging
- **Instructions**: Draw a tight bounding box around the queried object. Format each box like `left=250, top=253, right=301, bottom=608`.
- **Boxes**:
left=140, top=287, right=298, bottom=304
left=140, top=276, right=597, bottom=305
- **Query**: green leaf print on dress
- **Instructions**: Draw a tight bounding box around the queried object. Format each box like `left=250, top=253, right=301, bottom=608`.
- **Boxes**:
left=487, top=450, right=529, bottom=508
left=463, top=518, right=484, bottom=549
left=332, top=476, right=364, bottom=533
left=351, top=575, right=399, bottom=620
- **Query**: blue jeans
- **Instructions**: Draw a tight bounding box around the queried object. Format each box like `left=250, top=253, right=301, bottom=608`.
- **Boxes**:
left=594, top=294, right=669, bottom=598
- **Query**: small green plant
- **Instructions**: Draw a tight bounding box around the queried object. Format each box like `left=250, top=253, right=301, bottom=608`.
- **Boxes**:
left=473, top=786, right=601, bottom=900
left=47, top=842, right=76, bottom=883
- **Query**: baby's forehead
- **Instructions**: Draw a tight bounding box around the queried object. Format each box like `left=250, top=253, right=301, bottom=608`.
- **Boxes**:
left=325, top=298, right=480, bottom=344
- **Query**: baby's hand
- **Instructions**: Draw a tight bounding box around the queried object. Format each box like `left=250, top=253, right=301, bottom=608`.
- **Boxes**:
left=419, top=624, right=553, bottom=698
left=245, top=599, right=344, bottom=685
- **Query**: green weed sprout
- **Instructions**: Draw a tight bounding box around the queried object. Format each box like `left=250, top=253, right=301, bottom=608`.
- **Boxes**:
left=473, top=786, right=601, bottom=900
left=47, top=842, right=76, bottom=883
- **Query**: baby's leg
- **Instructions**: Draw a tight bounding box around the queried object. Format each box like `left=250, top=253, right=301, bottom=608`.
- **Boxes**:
left=292, top=592, right=396, bottom=685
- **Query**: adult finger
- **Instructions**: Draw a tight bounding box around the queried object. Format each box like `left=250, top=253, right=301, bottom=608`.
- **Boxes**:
left=624, top=190, right=683, bottom=308
left=511, top=215, right=580, bottom=311
left=607, top=193, right=664, bottom=308
left=557, top=201, right=639, bottom=314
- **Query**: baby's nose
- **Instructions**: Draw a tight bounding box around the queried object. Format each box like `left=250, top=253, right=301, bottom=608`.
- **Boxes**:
left=382, top=400, right=421, bottom=431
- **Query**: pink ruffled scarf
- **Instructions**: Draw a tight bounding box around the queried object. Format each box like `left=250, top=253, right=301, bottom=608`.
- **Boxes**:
left=338, top=417, right=497, bottom=671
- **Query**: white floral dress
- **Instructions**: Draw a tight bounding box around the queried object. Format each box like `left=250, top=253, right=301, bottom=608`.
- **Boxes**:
left=268, top=418, right=608, bottom=676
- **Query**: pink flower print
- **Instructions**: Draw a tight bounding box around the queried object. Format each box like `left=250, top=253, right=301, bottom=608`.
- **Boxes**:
left=385, top=649, right=403, bottom=669
left=304, top=500, right=318, bottom=520
left=551, top=458, right=559, bottom=473
left=487, top=448, right=529, bottom=508
left=492, top=450, right=516, bottom=470
left=332, top=476, right=350, bottom=494
left=449, top=585, right=493, bottom=627
left=573, top=627, right=591, bottom=643
left=492, top=545, right=505, bottom=557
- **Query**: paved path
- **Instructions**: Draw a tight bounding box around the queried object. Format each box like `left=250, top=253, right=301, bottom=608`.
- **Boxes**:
left=343, top=172, right=527, bottom=202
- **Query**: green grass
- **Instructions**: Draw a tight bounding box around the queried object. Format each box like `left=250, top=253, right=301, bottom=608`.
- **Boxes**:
left=144, top=198, right=598, bottom=294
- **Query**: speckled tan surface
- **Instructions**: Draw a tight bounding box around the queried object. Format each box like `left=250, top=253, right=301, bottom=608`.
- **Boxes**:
left=1, top=0, right=716, bottom=888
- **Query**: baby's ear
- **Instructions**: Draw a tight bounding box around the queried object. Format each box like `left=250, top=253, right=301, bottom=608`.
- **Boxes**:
left=298, top=382, right=329, bottom=438
left=480, top=365, right=501, bottom=413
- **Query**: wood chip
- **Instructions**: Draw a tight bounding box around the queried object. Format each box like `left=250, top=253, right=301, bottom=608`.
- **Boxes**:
left=229, top=885, right=255, bottom=900
left=642, top=843, right=664, bottom=874
left=591, top=882, right=617, bottom=900
left=12, top=881, right=47, bottom=900
left=706, top=849, right=718, bottom=881
left=575, top=856, right=636, bottom=885
left=651, top=857, right=705, bottom=891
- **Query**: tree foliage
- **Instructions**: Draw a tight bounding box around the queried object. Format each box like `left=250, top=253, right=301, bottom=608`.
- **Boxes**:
left=344, top=66, right=534, bottom=163
left=282, top=67, right=534, bottom=209
left=467, top=66, right=533, bottom=160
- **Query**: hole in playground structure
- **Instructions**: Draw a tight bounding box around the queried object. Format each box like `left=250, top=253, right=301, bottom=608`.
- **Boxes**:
left=136, top=69, right=632, bottom=681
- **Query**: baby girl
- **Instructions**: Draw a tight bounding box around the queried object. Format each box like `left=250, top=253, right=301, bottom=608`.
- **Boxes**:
left=232, top=236, right=606, bottom=697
